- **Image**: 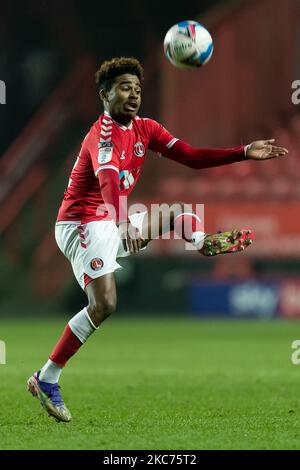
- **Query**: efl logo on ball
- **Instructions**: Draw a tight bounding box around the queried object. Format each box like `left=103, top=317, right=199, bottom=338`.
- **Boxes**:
left=90, top=258, right=104, bottom=271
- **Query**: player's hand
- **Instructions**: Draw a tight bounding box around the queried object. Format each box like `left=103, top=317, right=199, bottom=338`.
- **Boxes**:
left=245, top=139, right=288, bottom=160
left=118, top=221, right=145, bottom=254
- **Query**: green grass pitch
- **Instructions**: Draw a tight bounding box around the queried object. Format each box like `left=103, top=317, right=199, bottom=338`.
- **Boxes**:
left=0, top=316, right=300, bottom=450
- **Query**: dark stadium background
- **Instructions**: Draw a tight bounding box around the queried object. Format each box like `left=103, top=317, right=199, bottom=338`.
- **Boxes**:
left=2, top=0, right=300, bottom=453
left=1, top=0, right=299, bottom=320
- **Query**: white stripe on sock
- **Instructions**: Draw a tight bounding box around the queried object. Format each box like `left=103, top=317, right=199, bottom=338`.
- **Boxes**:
left=173, top=212, right=201, bottom=223
left=84, top=308, right=98, bottom=330
left=39, top=359, right=62, bottom=384
left=173, top=213, right=205, bottom=249
left=68, top=307, right=97, bottom=343
left=191, top=231, right=206, bottom=250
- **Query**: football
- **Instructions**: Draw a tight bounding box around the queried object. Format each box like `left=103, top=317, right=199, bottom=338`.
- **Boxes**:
left=163, top=20, right=213, bottom=69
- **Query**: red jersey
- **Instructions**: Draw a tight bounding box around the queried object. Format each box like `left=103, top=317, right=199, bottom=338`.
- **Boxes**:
left=57, top=111, right=245, bottom=224
left=57, top=112, right=177, bottom=224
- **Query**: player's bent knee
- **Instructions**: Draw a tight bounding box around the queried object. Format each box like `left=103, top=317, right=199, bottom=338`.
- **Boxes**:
left=102, top=293, right=117, bottom=317
left=88, top=294, right=117, bottom=325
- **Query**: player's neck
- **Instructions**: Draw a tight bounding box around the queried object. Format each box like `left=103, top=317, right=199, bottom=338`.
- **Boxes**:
left=104, top=110, right=132, bottom=128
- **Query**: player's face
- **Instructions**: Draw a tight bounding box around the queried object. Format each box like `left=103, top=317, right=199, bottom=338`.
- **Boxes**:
left=102, top=74, right=142, bottom=125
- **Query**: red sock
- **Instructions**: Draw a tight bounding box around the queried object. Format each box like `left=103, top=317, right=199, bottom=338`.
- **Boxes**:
left=49, top=324, right=83, bottom=368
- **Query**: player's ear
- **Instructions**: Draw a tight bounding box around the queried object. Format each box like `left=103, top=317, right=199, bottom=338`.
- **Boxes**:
left=99, top=88, right=107, bottom=103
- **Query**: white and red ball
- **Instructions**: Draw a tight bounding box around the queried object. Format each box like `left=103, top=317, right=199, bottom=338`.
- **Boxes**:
left=164, top=20, right=213, bottom=69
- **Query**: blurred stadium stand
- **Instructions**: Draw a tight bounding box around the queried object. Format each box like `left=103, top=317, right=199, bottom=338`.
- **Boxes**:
left=1, top=0, right=300, bottom=317
left=154, top=114, right=300, bottom=203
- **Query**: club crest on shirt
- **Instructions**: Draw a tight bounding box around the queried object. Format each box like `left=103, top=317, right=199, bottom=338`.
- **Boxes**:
left=134, top=142, right=145, bottom=157
left=98, top=142, right=113, bottom=164
left=90, top=258, right=104, bottom=271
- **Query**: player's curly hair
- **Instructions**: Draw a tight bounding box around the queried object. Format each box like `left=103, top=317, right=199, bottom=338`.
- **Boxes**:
left=95, top=57, right=144, bottom=91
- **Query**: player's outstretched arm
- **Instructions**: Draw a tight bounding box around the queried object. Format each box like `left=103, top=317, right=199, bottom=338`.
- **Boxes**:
left=245, top=139, right=288, bottom=160
left=148, top=119, right=288, bottom=169
left=163, top=138, right=288, bottom=169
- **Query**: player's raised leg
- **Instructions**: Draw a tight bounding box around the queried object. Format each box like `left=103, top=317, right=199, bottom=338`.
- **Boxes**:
left=139, top=202, right=254, bottom=254
left=27, top=273, right=117, bottom=422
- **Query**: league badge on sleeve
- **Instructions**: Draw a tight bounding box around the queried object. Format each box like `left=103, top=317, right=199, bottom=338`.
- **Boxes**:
left=98, top=142, right=113, bottom=164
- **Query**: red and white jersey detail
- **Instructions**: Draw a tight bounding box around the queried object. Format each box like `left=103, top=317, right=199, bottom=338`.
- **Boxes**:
left=57, top=112, right=176, bottom=224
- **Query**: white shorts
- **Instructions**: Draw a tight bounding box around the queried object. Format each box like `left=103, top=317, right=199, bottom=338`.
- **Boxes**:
left=55, top=212, right=147, bottom=290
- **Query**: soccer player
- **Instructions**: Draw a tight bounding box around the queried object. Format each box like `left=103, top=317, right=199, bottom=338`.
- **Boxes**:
left=27, top=57, right=288, bottom=422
